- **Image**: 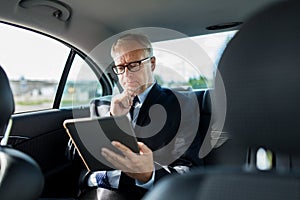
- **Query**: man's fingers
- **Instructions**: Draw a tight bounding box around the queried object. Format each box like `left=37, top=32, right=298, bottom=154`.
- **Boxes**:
left=101, top=147, right=127, bottom=166
left=125, top=88, right=136, bottom=97
left=101, top=147, right=137, bottom=173
left=112, top=141, right=137, bottom=158
left=137, top=142, right=152, bottom=154
left=112, top=91, right=133, bottom=108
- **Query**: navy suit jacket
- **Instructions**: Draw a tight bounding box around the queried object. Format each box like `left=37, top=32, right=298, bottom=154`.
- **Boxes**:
left=118, top=83, right=202, bottom=198
left=88, top=83, right=203, bottom=199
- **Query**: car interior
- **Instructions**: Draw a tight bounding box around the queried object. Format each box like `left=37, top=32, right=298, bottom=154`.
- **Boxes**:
left=144, top=1, right=300, bottom=199
left=0, top=66, right=44, bottom=200
left=0, top=0, right=299, bottom=199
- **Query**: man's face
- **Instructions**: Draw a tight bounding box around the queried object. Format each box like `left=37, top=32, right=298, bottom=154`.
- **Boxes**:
left=113, top=45, right=155, bottom=95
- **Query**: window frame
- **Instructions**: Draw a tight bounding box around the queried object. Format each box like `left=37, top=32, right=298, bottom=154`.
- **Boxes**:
left=0, top=21, right=113, bottom=112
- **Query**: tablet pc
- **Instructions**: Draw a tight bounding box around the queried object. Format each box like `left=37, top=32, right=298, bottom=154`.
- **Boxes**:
left=63, top=115, right=139, bottom=171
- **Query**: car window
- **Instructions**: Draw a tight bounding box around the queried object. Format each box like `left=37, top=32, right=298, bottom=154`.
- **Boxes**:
left=0, top=21, right=236, bottom=114
left=60, top=54, right=103, bottom=108
left=153, top=30, right=236, bottom=90
left=0, top=23, right=70, bottom=113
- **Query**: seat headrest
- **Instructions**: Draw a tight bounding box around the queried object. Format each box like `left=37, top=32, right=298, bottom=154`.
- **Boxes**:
left=0, top=66, right=14, bottom=134
left=214, top=0, right=300, bottom=154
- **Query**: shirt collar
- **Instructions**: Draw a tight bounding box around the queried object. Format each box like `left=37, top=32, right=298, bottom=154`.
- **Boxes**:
left=136, top=83, right=155, bottom=105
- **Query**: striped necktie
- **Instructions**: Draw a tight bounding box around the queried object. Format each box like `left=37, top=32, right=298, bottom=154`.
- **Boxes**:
left=130, top=96, right=140, bottom=121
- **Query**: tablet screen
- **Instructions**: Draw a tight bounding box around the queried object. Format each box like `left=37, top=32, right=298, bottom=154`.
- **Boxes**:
left=63, top=115, right=139, bottom=171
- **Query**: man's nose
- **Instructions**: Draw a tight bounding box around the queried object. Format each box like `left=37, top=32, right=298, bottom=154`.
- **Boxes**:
left=124, top=67, right=132, bottom=76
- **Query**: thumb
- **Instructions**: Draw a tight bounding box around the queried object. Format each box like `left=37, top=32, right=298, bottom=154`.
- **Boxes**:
left=137, top=142, right=152, bottom=154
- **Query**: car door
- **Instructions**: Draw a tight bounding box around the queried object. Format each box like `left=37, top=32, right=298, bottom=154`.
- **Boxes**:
left=0, top=22, right=113, bottom=198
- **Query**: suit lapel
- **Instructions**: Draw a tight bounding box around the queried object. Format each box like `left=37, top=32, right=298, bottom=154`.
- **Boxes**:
left=135, top=83, right=161, bottom=131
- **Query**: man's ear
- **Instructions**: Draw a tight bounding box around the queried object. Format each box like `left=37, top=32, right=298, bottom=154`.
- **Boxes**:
left=150, top=56, right=156, bottom=71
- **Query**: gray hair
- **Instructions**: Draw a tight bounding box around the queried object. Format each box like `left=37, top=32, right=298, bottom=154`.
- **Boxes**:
left=111, top=33, right=153, bottom=58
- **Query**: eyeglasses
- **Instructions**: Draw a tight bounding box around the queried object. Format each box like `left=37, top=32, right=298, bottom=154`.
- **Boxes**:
left=112, top=57, right=152, bottom=75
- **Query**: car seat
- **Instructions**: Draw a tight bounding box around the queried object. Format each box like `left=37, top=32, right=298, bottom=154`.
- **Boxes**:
left=0, top=66, right=44, bottom=200
left=143, top=1, right=300, bottom=199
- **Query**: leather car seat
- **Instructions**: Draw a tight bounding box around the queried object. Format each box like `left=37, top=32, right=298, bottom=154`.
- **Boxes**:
left=0, top=66, right=44, bottom=200
left=143, top=1, right=300, bottom=199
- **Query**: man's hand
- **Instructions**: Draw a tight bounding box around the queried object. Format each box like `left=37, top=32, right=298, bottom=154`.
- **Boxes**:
left=110, top=89, right=136, bottom=116
left=101, top=141, right=154, bottom=183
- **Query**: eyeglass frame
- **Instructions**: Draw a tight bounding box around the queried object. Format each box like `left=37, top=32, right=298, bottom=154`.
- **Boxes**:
left=112, top=56, right=153, bottom=75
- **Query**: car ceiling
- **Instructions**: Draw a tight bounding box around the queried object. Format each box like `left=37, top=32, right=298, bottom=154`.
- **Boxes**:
left=0, top=0, right=283, bottom=54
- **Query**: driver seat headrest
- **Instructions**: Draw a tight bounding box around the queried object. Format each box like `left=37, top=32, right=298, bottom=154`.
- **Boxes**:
left=0, top=66, right=14, bottom=135
left=212, top=0, right=300, bottom=167
left=0, top=66, right=44, bottom=200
